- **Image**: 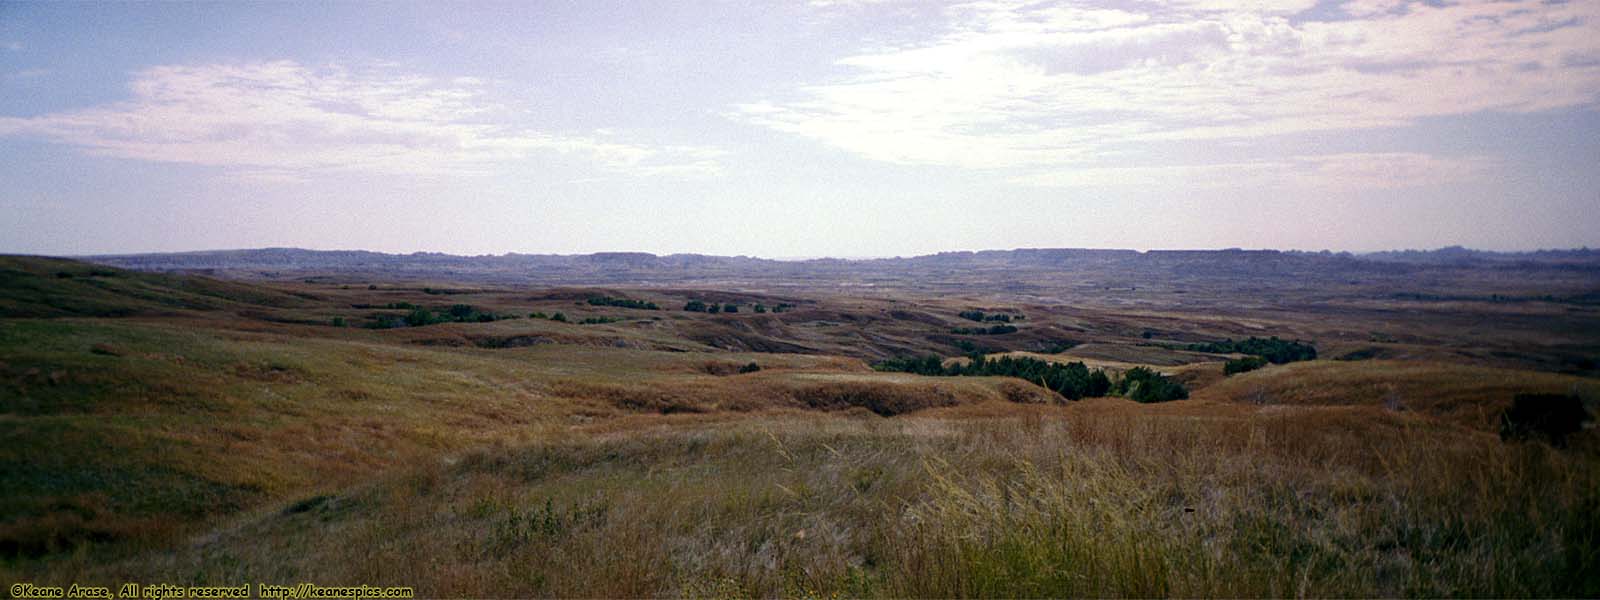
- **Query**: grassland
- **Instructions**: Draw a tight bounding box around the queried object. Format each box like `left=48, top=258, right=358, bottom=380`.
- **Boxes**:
left=2, top=254, right=1597, bottom=597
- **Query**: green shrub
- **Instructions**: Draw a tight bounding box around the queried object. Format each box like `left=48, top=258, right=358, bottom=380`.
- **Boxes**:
left=1114, top=367, right=1189, bottom=403
left=1223, top=356, right=1268, bottom=376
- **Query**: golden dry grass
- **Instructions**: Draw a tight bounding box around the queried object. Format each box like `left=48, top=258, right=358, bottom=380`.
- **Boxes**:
left=18, top=407, right=1597, bottom=598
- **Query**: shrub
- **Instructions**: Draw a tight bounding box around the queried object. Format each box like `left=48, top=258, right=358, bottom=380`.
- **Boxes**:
left=723, top=304, right=739, bottom=313
left=1500, top=393, right=1592, bottom=447
left=550, top=312, right=568, bottom=323
left=330, top=316, right=346, bottom=327
left=684, top=300, right=708, bottom=312
left=754, top=304, right=767, bottom=313
left=738, top=362, right=761, bottom=374
left=1114, top=367, right=1189, bottom=403
left=404, top=308, right=437, bottom=327
left=1223, top=356, right=1268, bottom=376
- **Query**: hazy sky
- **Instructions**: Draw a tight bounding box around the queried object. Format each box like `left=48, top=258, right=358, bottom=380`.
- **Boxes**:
left=2, top=0, right=1598, bottom=257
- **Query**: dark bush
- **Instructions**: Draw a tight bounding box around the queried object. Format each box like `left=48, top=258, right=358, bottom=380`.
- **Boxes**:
left=1500, top=393, right=1592, bottom=447
left=1114, top=367, right=1189, bottom=403
left=1223, top=356, right=1268, bottom=376
left=738, top=362, right=761, bottom=374
left=684, top=300, right=708, bottom=312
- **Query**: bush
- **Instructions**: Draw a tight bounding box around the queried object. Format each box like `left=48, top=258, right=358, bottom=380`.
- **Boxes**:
left=684, top=300, right=708, bottom=312
left=405, top=308, right=437, bottom=327
left=1223, top=356, right=1268, bottom=376
left=1500, top=393, right=1592, bottom=447
left=723, top=304, right=739, bottom=313
left=1114, top=367, right=1188, bottom=403
left=550, top=312, right=568, bottom=323
left=738, top=362, right=761, bottom=374
left=754, top=304, right=767, bottom=313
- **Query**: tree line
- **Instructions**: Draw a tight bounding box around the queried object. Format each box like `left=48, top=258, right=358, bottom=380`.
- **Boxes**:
left=1188, top=336, right=1317, bottom=365
left=873, top=354, right=1187, bottom=402
left=586, top=296, right=659, bottom=310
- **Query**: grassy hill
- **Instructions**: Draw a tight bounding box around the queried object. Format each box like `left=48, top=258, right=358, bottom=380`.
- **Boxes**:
left=1, top=255, right=1596, bottom=596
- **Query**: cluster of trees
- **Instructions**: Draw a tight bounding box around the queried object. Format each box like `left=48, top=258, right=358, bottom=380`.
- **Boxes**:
left=349, top=301, right=419, bottom=310
left=1188, top=336, right=1317, bottom=364
left=952, top=324, right=1018, bottom=335
left=958, top=310, right=1022, bottom=323
left=586, top=296, right=659, bottom=310
left=364, top=304, right=508, bottom=328
left=685, top=300, right=794, bottom=314
left=579, top=316, right=623, bottom=325
left=873, top=354, right=1187, bottom=402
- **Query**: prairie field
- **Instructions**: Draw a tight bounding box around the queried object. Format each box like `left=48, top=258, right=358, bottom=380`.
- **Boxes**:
left=2, top=253, right=1597, bottom=597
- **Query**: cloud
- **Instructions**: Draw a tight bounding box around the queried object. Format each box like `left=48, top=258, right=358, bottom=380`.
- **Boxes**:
left=1014, top=153, right=1496, bottom=189
left=0, top=61, right=723, bottom=179
left=736, top=0, right=1600, bottom=187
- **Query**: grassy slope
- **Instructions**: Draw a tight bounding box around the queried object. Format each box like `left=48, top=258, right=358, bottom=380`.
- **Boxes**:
left=1197, top=359, right=1600, bottom=432
left=0, top=315, right=1043, bottom=563
left=40, top=409, right=1600, bottom=598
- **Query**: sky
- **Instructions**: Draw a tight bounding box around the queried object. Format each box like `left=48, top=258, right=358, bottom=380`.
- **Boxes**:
left=1, top=0, right=1598, bottom=257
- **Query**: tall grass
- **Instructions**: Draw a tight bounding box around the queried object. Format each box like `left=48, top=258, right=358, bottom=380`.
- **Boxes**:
left=27, top=407, right=1597, bottom=598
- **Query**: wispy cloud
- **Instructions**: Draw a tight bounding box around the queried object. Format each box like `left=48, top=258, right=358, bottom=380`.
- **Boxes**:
left=0, top=61, right=724, bottom=180
left=739, top=0, right=1600, bottom=187
left=1014, top=152, right=1496, bottom=189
